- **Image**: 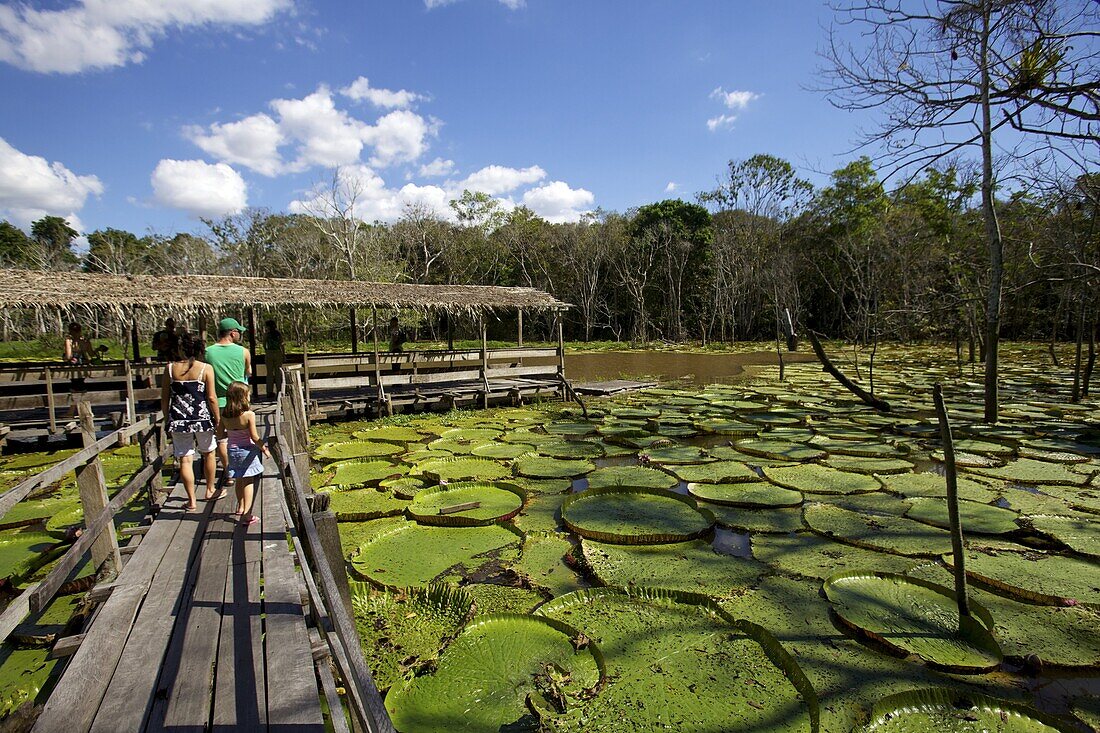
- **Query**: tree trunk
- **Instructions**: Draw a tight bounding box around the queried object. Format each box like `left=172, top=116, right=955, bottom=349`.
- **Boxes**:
left=807, top=329, right=891, bottom=411
left=1082, top=320, right=1095, bottom=397
left=1071, top=302, right=1084, bottom=403
left=933, top=384, right=971, bottom=621
left=980, top=4, right=1003, bottom=425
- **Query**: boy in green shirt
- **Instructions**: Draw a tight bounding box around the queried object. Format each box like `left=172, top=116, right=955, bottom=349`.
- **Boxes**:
left=207, top=317, right=251, bottom=490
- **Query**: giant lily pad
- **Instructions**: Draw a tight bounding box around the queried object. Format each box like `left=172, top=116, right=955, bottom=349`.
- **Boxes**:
left=904, top=498, right=1020, bottom=536
left=513, top=453, right=594, bottom=479
left=385, top=614, right=604, bottom=733
left=804, top=503, right=954, bottom=557
left=863, top=688, right=1076, bottom=732
left=537, top=440, right=605, bottom=460
left=313, top=440, right=403, bottom=462
left=640, top=445, right=717, bottom=465
left=352, top=426, right=425, bottom=444
left=562, top=487, right=714, bottom=544
left=1026, top=514, right=1100, bottom=558
left=753, top=533, right=916, bottom=580
left=323, top=487, right=409, bottom=521
left=709, top=505, right=806, bottom=534
left=536, top=587, right=819, bottom=733
left=0, top=646, right=58, bottom=719
left=824, top=571, right=1002, bottom=673
left=735, top=439, right=827, bottom=462
left=689, top=482, right=803, bottom=508
left=517, top=534, right=586, bottom=598
left=326, top=459, right=401, bottom=488
left=579, top=539, right=765, bottom=598
left=471, top=441, right=534, bottom=460
left=584, top=465, right=677, bottom=490
left=878, top=472, right=1003, bottom=503
left=350, top=583, right=472, bottom=691
left=946, top=547, right=1100, bottom=608
left=545, top=421, right=598, bottom=436
left=967, top=458, right=1089, bottom=486
left=667, top=460, right=761, bottom=484
left=408, top=482, right=525, bottom=526
left=823, top=456, right=915, bottom=475
left=415, top=456, right=513, bottom=483
left=0, top=527, right=62, bottom=582
left=765, top=464, right=880, bottom=495
left=350, top=520, right=522, bottom=588
left=440, top=427, right=504, bottom=442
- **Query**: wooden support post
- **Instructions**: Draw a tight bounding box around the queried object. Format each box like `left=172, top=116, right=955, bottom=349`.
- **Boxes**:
left=302, top=348, right=312, bottom=413
left=517, top=310, right=524, bottom=347
left=141, top=423, right=165, bottom=507
left=45, top=367, right=57, bottom=434
left=122, top=360, right=136, bottom=440
left=130, top=318, right=141, bottom=362
left=311, top=496, right=355, bottom=622
left=247, top=306, right=258, bottom=400
left=446, top=311, right=454, bottom=351
left=350, top=308, right=358, bottom=354
left=76, top=402, right=121, bottom=576
left=372, top=306, right=383, bottom=414
left=292, top=369, right=310, bottom=439
left=556, top=311, right=566, bottom=379
left=480, top=318, right=489, bottom=409
left=197, top=311, right=207, bottom=342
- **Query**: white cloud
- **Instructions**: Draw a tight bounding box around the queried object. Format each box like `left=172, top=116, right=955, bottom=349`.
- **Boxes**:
left=0, top=0, right=291, bottom=74
left=272, top=86, right=371, bottom=171
left=288, top=165, right=450, bottom=224
left=458, top=164, right=545, bottom=196
left=418, top=157, right=455, bottom=178
left=341, top=76, right=424, bottom=109
left=186, top=113, right=284, bottom=177
left=665, top=181, right=679, bottom=193
left=151, top=159, right=247, bottom=218
left=522, top=181, right=594, bottom=223
left=707, top=87, right=759, bottom=131
left=0, top=137, right=103, bottom=228
left=362, top=109, right=437, bottom=168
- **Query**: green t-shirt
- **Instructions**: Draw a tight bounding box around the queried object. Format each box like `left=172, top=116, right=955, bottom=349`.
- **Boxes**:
left=206, top=342, right=247, bottom=407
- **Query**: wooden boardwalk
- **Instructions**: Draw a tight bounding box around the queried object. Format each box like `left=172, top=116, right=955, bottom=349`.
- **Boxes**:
left=33, top=443, right=325, bottom=731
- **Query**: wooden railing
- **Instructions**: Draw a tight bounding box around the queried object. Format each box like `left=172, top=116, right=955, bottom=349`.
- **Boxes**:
left=0, top=404, right=167, bottom=642
left=272, top=367, right=394, bottom=733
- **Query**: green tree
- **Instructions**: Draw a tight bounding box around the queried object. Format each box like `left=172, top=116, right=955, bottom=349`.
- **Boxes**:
left=30, top=215, right=78, bottom=266
left=0, top=221, right=31, bottom=266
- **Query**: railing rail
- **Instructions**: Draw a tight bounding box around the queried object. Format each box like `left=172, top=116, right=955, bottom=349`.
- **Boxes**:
left=272, top=368, right=394, bottom=733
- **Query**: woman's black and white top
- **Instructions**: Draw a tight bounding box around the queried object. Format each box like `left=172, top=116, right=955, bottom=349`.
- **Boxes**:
left=168, top=363, right=214, bottom=433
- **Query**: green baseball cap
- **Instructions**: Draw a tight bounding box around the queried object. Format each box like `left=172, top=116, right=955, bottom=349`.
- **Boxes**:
left=219, top=317, right=247, bottom=333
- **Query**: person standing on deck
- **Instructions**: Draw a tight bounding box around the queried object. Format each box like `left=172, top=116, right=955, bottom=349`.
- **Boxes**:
left=206, top=317, right=251, bottom=476
left=151, top=317, right=177, bottom=361
left=161, top=333, right=219, bottom=509
left=263, top=319, right=285, bottom=399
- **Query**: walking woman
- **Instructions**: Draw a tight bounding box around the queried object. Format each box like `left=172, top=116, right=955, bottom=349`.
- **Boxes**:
left=216, top=381, right=268, bottom=526
left=161, top=333, right=219, bottom=510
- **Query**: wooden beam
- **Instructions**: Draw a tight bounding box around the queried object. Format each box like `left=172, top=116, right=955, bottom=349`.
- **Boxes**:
left=49, top=633, right=86, bottom=660
left=130, top=318, right=141, bottom=362
left=480, top=318, right=489, bottom=409
left=247, top=306, right=258, bottom=400
left=350, top=307, right=358, bottom=354
left=517, top=310, right=524, bottom=347
left=122, top=360, right=136, bottom=433
left=44, top=366, right=56, bottom=434
left=75, top=401, right=121, bottom=577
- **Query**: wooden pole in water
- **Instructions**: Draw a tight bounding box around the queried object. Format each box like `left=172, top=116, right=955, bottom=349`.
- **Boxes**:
left=372, top=306, right=382, bottom=412
left=350, top=307, right=359, bottom=355
left=933, top=383, right=970, bottom=620
left=480, top=316, right=489, bottom=409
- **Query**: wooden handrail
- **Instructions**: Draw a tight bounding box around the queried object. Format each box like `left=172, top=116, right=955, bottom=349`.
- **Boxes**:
left=0, top=414, right=159, bottom=522
left=272, top=403, right=393, bottom=733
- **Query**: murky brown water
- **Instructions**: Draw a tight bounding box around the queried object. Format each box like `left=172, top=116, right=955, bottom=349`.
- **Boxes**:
left=565, top=350, right=819, bottom=385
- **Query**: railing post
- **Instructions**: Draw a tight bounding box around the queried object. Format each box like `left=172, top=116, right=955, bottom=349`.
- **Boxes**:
left=76, top=401, right=121, bottom=576
left=121, top=359, right=136, bottom=446
left=302, top=348, right=312, bottom=414
left=556, top=310, right=566, bottom=401
left=44, top=366, right=57, bottom=434
left=141, top=421, right=165, bottom=508
left=517, top=309, right=523, bottom=347
left=310, top=492, right=355, bottom=621
left=480, top=317, right=489, bottom=409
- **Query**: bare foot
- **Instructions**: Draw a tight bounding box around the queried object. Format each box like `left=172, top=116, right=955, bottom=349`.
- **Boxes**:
left=187, top=502, right=198, bottom=511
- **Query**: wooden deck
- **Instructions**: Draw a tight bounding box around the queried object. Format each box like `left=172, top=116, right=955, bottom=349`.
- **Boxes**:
left=33, top=450, right=324, bottom=731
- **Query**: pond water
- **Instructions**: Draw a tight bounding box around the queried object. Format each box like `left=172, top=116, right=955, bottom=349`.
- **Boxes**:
left=566, top=348, right=818, bottom=384
left=305, top=345, right=1100, bottom=731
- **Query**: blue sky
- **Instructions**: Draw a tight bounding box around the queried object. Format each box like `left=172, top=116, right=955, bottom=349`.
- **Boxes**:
left=0, top=0, right=874, bottom=237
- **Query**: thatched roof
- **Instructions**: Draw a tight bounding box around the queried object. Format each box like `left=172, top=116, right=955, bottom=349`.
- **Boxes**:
left=0, top=269, right=568, bottom=314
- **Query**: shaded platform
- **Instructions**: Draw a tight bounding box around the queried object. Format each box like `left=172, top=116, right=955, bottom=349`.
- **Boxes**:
left=33, top=456, right=324, bottom=731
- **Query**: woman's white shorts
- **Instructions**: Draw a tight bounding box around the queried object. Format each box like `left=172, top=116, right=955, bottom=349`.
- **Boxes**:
left=170, top=431, right=216, bottom=458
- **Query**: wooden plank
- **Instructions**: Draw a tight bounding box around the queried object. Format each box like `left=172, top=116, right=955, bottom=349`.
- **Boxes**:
left=211, top=486, right=266, bottom=729
left=75, top=402, right=120, bottom=577
left=45, top=367, right=56, bottom=433
left=31, top=585, right=146, bottom=732
left=150, top=492, right=235, bottom=731
left=310, top=627, right=351, bottom=733
left=90, top=486, right=216, bottom=732
left=49, top=633, right=85, bottom=659
left=261, top=460, right=325, bottom=729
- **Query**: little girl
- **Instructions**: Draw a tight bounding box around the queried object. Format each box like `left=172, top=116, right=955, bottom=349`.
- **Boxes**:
left=216, top=381, right=269, bottom=526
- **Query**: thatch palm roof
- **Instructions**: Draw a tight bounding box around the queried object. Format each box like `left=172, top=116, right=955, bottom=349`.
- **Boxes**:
left=0, top=269, right=568, bottom=314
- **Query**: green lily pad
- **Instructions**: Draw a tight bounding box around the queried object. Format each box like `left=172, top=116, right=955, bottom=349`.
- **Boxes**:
left=0, top=646, right=58, bottom=719
left=879, top=472, right=1003, bottom=503
left=465, top=584, right=547, bottom=616
left=537, top=440, right=605, bottom=460
left=765, top=464, right=881, bottom=495
left=863, top=688, right=1075, bottom=732
left=545, top=421, right=598, bottom=436
left=350, top=583, right=472, bottom=691
left=415, top=456, right=513, bottom=483
left=1026, top=514, right=1100, bottom=558
left=385, top=614, right=604, bottom=733
left=471, top=442, right=534, bottom=459
left=424, top=438, right=490, bottom=455
left=562, top=487, right=714, bottom=544
left=1072, top=696, right=1100, bottom=729
left=904, top=498, right=1020, bottom=535
left=694, top=418, right=759, bottom=436
left=1, top=449, right=76, bottom=473
left=735, top=439, right=827, bottom=462
left=932, top=451, right=1005, bottom=468
left=753, top=532, right=916, bottom=580
left=517, top=534, right=586, bottom=598
left=823, top=456, right=916, bottom=475
left=326, top=460, right=401, bottom=488
left=513, top=454, right=594, bottom=479
left=350, top=520, right=522, bottom=588
left=313, top=440, right=404, bottom=462
left=709, top=505, right=806, bottom=534
left=804, top=503, right=954, bottom=557
left=667, top=460, right=761, bottom=484
left=0, top=527, right=62, bottom=582
left=584, top=465, right=677, bottom=490
left=441, top=427, right=504, bottom=442
left=380, top=475, right=432, bottom=499
left=640, top=445, right=716, bottom=465
left=323, top=487, right=409, bottom=521
left=536, top=587, right=818, bottom=733
left=824, top=571, right=1002, bottom=673
left=579, top=539, right=766, bottom=599
left=945, top=547, right=1100, bottom=608
left=688, top=482, right=803, bottom=508
left=352, top=426, right=425, bottom=444
left=513, top=491, right=567, bottom=535
left=408, top=482, right=526, bottom=526
left=967, top=458, right=1089, bottom=486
